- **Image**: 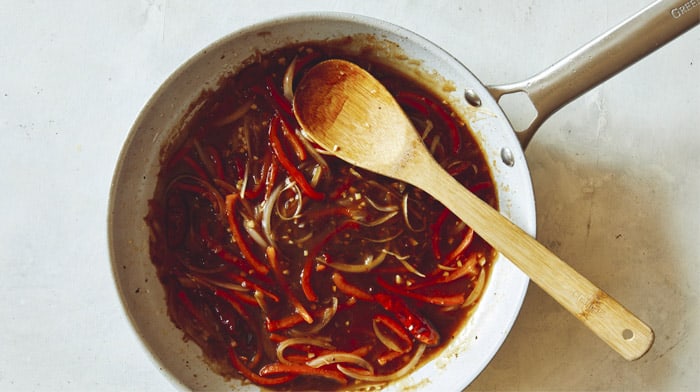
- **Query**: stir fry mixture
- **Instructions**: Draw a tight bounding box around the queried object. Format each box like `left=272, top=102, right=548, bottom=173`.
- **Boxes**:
left=146, top=42, right=497, bottom=390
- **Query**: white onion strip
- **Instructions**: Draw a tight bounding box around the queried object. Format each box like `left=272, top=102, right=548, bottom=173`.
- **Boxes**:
left=402, top=194, right=426, bottom=232
left=276, top=337, right=335, bottom=365
left=355, top=211, right=399, bottom=228
left=373, top=319, right=404, bottom=353
left=239, top=121, right=252, bottom=199
left=384, top=250, right=426, bottom=278
left=307, top=352, right=374, bottom=373
left=337, top=344, right=426, bottom=382
left=282, top=56, right=298, bottom=102
left=316, top=251, right=387, bottom=273
left=463, top=266, right=486, bottom=308
left=290, top=297, right=338, bottom=337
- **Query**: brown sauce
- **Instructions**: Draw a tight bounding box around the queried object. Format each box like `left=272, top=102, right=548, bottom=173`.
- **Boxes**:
left=146, top=41, right=496, bottom=390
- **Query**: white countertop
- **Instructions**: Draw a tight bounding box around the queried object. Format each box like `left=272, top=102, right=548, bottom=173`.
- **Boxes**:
left=1, top=1, right=698, bottom=391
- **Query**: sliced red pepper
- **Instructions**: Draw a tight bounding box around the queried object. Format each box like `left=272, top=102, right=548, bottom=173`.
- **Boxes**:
left=244, top=148, right=272, bottom=200
left=225, top=193, right=270, bottom=275
left=430, top=207, right=474, bottom=265
left=264, top=155, right=280, bottom=202
left=279, top=112, right=307, bottom=161
left=228, top=346, right=295, bottom=386
left=176, top=290, right=206, bottom=325
left=167, top=141, right=193, bottom=169
left=469, top=181, right=492, bottom=195
left=224, top=271, right=280, bottom=303
left=266, top=246, right=313, bottom=324
left=265, top=312, right=307, bottom=332
left=377, top=349, right=405, bottom=366
left=332, top=272, right=373, bottom=301
left=395, top=93, right=431, bottom=117
left=292, top=50, right=322, bottom=80
left=373, top=313, right=413, bottom=353
left=430, top=208, right=451, bottom=260
left=214, top=289, right=252, bottom=322
left=259, top=363, right=347, bottom=385
left=396, top=91, right=461, bottom=154
left=301, top=220, right=361, bottom=302
left=199, top=221, right=248, bottom=270
left=374, top=293, right=440, bottom=346
left=182, top=155, right=210, bottom=180
left=377, top=276, right=466, bottom=306
left=173, top=182, right=220, bottom=212
left=265, top=76, right=294, bottom=116
left=216, top=289, right=264, bottom=367
left=269, top=115, right=324, bottom=201
left=443, top=226, right=474, bottom=266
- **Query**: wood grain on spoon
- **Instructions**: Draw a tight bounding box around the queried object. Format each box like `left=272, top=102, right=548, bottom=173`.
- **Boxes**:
left=293, top=59, right=654, bottom=361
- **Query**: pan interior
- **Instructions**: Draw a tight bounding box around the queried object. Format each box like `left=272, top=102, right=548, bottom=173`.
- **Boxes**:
left=108, top=12, right=535, bottom=391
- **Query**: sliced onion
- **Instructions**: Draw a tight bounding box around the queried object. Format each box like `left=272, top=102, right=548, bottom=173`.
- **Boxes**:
left=192, top=139, right=217, bottom=179
left=464, top=265, right=486, bottom=308
left=276, top=181, right=303, bottom=220
left=362, top=229, right=404, bottom=244
left=429, top=134, right=441, bottom=155
left=386, top=250, right=426, bottom=278
left=191, top=274, right=246, bottom=292
left=261, top=182, right=284, bottom=248
left=212, top=100, right=252, bottom=127
left=276, top=337, right=335, bottom=365
left=290, top=297, right=338, bottom=337
left=402, top=193, right=426, bottom=232
left=337, top=344, right=426, bottom=382
left=282, top=56, right=298, bottom=102
left=316, top=251, right=387, bottom=273
left=166, top=174, right=226, bottom=218
left=355, top=211, right=399, bottom=228
left=297, top=129, right=330, bottom=179
left=243, top=218, right=269, bottom=248
left=420, top=119, right=434, bottom=140
left=307, top=352, right=374, bottom=373
left=364, top=195, right=400, bottom=213
left=239, top=121, right=252, bottom=199
left=372, top=318, right=406, bottom=353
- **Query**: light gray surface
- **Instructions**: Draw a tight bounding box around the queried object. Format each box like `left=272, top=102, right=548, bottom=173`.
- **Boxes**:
left=1, top=1, right=698, bottom=391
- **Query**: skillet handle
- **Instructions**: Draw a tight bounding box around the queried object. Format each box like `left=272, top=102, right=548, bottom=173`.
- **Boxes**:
left=488, top=0, right=699, bottom=148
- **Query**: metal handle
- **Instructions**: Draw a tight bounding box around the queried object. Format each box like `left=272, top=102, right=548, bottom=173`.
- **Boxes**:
left=488, top=0, right=699, bottom=148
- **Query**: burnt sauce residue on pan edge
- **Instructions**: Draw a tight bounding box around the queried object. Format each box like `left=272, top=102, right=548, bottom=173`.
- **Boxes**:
left=146, top=38, right=497, bottom=390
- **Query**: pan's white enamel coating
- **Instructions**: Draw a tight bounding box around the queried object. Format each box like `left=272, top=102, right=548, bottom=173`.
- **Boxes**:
left=109, top=13, right=535, bottom=391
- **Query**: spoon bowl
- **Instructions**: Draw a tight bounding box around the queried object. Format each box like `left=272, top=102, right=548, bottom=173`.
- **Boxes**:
left=293, top=59, right=655, bottom=361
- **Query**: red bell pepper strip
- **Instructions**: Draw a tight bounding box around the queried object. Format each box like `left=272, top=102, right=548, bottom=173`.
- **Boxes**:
left=265, top=76, right=294, bottom=116
left=430, top=208, right=451, bottom=260
left=176, top=290, right=206, bottom=325
left=373, top=313, right=413, bottom=353
left=301, top=220, right=361, bottom=302
left=259, top=363, right=347, bottom=385
left=377, top=276, right=466, bottom=307
left=269, top=115, right=324, bottom=201
left=278, top=112, right=307, bottom=161
left=228, top=346, right=295, bottom=386
left=396, top=91, right=461, bottom=154
left=183, top=155, right=210, bottom=180
left=199, top=221, right=251, bottom=272
left=374, top=293, right=440, bottom=346
left=266, top=246, right=313, bottom=324
left=331, top=272, right=373, bottom=301
left=225, top=193, right=270, bottom=275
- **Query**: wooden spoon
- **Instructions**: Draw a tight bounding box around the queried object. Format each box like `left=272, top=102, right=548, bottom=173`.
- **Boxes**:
left=293, top=59, right=654, bottom=361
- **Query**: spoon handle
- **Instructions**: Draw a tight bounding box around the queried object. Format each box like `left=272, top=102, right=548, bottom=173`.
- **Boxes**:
left=414, top=158, right=654, bottom=360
